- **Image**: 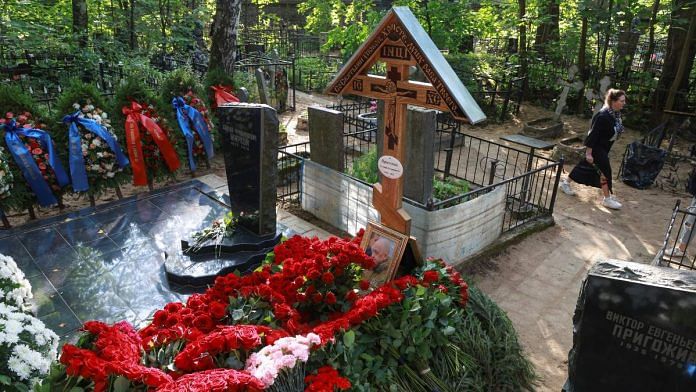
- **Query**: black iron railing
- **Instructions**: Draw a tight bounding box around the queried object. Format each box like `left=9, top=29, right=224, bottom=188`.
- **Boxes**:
left=656, top=199, right=696, bottom=271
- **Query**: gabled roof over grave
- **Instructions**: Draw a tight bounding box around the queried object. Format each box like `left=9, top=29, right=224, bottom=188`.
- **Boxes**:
left=326, top=6, right=486, bottom=124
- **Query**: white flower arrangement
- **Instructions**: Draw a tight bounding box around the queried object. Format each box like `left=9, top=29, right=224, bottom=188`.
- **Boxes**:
left=0, top=302, right=59, bottom=389
left=0, top=254, right=33, bottom=313
left=245, top=333, right=321, bottom=388
left=71, top=101, right=124, bottom=181
left=0, top=145, right=14, bottom=200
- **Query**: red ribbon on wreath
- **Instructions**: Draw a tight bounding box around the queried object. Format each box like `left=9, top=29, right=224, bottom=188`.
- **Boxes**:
left=210, top=85, right=240, bottom=108
left=122, top=101, right=180, bottom=186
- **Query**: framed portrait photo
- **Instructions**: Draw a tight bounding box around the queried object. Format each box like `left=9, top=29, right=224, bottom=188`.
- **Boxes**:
left=360, top=221, right=409, bottom=287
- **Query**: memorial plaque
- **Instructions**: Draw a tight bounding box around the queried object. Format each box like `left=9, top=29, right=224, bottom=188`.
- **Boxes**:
left=566, top=259, right=696, bottom=391
left=217, top=103, right=278, bottom=236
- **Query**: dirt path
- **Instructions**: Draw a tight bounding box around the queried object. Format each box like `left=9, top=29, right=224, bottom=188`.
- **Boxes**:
left=463, top=104, right=692, bottom=390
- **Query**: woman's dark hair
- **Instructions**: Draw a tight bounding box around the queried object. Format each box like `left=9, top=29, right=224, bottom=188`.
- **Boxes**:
left=604, top=88, right=626, bottom=107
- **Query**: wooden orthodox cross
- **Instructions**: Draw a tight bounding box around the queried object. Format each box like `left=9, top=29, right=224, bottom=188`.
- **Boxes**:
left=326, top=7, right=486, bottom=236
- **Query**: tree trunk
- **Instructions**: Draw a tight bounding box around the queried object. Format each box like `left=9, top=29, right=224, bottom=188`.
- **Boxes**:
left=599, top=0, right=614, bottom=73
left=209, top=0, right=242, bottom=74
left=664, top=6, right=696, bottom=114
left=576, top=14, right=589, bottom=113
left=642, top=0, right=661, bottom=73
left=653, top=0, right=696, bottom=117
left=129, top=0, right=136, bottom=50
left=519, top=0, right=528, bottom=93
left=533, top=0, right=560, bottom=57
left=72, top=0, right=89, bottom=47
left=158, top=0, right=171, bottom=52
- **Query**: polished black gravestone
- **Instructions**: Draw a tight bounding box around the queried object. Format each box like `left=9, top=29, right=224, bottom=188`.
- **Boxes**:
left=218, top=103, right=278, bottom=236
left=565, top=260, right=696, bottom=392
left=165, top=104, right=282, bottom=287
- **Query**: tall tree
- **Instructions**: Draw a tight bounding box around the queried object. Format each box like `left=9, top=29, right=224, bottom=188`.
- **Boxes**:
left=642, top=0, right=661, bottom=73
left=518, top=0, right=528, bottom=93
left=533, top=0, right=560, bottom=57
left=72, top=0, right=88, bottom=48
left=653, top=0, right=696, bottom=117
left=576, top=2, right=590, bottom=113
left=209, top=0, right=243, bottom=73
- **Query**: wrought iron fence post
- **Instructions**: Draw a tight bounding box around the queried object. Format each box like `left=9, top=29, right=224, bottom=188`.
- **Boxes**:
left=488, top=159, right=499, bottom=185
left=549, top=158, right=564, bottom=213
left=443, top=123, right=459, bottom=179
left=292, top=56, right=296, bottom=111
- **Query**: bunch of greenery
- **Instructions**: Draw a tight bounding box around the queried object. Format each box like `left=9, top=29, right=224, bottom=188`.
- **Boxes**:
left=312, top=263, right=536, bottom=392
left=52, top=79, right=131, bottom=197
left=349, top=148, right=379, bottom=184
left=432, top=176, right=470, bottom=202
left=350, top=148, right=471, bottom=201
left=0, top=86, right=52, bottom=212
left=112, top=78, right=183, bottom=185
left=293, top=57, right=340, bottom=92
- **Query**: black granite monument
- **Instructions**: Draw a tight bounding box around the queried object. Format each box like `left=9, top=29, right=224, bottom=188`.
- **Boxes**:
left=165, top=103, right=282, bottom=288
left=565, top=259, right=696, bottom=391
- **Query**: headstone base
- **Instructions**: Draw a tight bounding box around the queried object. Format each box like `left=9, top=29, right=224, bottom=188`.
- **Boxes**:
left=165, top=227, right=282, bottom=289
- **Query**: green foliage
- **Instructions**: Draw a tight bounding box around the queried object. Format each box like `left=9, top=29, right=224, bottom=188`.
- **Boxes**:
left=314, top=262, right=536, bottom=392
left=350, top=149, right=470, bottom=201
left=322, top=0, right=384, bottom=59
left=432, top=177, right=469, bottom=202
left=293, top=57, right=340, bottom=92
left=349, top=148, right=379, bottom=185
left=160, top=68, right=207, bottom=104
left=452, top=286, right=537, bottom=391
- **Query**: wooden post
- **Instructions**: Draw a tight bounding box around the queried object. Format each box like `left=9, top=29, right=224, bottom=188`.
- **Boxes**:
left=115, top=185, right=123, bottom=199
left=89, top=194, right=96, bottom=207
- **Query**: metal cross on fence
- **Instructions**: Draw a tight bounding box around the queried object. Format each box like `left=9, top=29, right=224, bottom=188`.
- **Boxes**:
left=326, top=6, right=486, bottom=235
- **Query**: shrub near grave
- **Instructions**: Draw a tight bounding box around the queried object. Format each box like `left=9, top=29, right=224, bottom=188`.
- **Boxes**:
left=53, top=79, right=131, bottom=198
left=350, top=148, right=471, bottom=202
left=36, top=233, right=535, bottom=391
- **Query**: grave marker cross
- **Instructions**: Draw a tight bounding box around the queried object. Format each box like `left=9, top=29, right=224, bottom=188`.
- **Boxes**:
left=326, top=7, right=486, bottom=235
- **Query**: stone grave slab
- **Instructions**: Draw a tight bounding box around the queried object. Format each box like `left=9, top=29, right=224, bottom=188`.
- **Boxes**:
left=566, top=259, right=696, bottom=391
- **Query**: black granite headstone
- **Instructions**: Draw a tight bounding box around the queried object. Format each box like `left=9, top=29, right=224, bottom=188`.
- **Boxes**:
left=566, top=260, right=696, bottom=392
left=216, top=103, right=278, bottom=236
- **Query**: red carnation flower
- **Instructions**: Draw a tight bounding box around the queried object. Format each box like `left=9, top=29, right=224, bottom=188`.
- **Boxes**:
left=311, top=292, right=323, bottom=303
left=321, top=271, right=335, bottom=284
left=307, top=268, right=321, bottom=280
left=423, top=270, right=439, bottom=283
left=359, top=280, right=370, bottom=291
left=325, top=292, right=337, bottom=305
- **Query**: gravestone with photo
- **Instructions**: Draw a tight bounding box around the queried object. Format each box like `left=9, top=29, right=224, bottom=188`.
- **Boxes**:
left=565, top=259, right=696, bottom=391
left=165, top=103, right=282, bottom=287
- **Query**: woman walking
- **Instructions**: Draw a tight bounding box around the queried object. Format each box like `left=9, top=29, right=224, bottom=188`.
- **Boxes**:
left=560, top=88, right=627, bottom=210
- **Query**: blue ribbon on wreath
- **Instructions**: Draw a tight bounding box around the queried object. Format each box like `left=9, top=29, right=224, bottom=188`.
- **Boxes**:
left=172, top=96, right=214, bottom=172
left=62, top=111, right=130, bottom=192
left=3, top=119, right=70, bottom=207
